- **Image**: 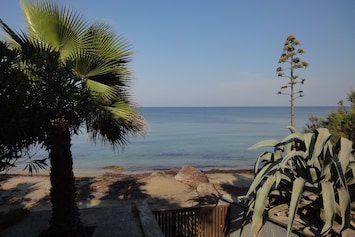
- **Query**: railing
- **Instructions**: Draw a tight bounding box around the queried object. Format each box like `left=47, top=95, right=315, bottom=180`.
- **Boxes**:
left=153, top=203, right=230, bottom=237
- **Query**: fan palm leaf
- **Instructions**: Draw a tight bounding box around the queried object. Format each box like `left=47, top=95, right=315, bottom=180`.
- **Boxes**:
left=20, top=0, right=88, bottom=60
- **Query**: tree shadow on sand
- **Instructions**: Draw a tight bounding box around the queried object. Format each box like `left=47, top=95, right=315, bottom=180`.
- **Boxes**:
left=75, top=173, right=183, bottom=210
left=0, top=175, right=35, bottom=232
left=0, top=175, right=44, bottom=209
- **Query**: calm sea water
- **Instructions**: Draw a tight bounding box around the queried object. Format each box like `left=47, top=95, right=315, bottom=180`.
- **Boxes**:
left=14, top=106, right=336, bottom=173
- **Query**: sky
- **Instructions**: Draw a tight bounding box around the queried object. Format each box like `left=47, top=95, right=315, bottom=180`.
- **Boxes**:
left=0, top=0, right=354, bottom=107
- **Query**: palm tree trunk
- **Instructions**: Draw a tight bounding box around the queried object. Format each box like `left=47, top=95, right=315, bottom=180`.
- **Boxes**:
left=47, top=124, right=84, bottom=237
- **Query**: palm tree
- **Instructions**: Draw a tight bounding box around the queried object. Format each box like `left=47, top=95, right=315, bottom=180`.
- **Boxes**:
left=1, top=0, right=146, bottom=236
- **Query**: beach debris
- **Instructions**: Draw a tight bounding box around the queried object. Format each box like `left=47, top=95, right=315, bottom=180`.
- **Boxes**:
left=174, top=166, right=209, bottom=188
left=103, top=166, right=122, bottom=172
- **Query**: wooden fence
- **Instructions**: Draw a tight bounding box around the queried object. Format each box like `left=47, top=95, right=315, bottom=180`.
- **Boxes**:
left=153, top=203, right=230, bottom=237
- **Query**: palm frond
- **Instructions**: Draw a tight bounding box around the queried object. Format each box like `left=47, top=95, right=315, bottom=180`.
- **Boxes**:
left=20, top=0, right=89, bottom=59
left=0, top=19, right=27, bottom=48
left=74, top=22, right=132, bottom=79
left=86, top=79, right=119, bottom=103
left=84, top=21, right=132, bottom=59
left=86, top=102, right=146, bottom=148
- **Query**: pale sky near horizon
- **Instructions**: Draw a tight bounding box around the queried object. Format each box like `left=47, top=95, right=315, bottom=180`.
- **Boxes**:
left=1, top=0, right=354, bottom=107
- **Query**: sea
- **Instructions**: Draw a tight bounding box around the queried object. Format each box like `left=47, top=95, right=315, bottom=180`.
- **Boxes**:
left=13, top=106, right=337, bottom=174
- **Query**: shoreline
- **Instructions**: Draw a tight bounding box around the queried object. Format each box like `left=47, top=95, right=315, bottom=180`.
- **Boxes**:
left=2, top=166, right=254, bottom=177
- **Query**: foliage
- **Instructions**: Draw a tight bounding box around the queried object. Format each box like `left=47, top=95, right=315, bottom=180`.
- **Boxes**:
left=0, top=35, right=90, bottom=172
left=244, top=127, right=355, bottom=237
left=277, top=35, right=308, bottom=127
left=305, top=90, right=355, bottom=144
left=0, top=40, right=48, bottom=171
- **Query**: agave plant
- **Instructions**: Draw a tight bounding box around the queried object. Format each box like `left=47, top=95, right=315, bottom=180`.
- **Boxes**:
left=243, top=127, right=355, bottom=237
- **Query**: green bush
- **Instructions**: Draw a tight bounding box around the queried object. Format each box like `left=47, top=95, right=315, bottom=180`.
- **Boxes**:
left=305, top=90, right=355, bottom=144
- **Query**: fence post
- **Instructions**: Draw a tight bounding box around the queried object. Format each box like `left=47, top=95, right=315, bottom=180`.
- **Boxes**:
left=136, top=201, right=164, bottom=237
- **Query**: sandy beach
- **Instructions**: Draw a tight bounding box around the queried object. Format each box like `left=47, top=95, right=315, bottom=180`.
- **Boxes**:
left=0, top=168, right=253, bottom=212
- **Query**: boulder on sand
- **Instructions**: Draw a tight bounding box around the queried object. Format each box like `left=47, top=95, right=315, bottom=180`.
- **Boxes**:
left=196, top=183, right=220, bottom=197
left=174, top=165, right=209, bottom=188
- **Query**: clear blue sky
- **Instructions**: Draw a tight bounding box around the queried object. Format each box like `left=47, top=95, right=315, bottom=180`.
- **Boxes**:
left=1, top=0, right=354, bottom=107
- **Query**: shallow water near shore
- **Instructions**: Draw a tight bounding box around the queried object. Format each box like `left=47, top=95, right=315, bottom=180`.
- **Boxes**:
left=13, top=106, right=336, bottom=174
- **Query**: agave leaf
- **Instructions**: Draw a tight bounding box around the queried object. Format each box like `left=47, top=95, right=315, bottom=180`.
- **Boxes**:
left=302, top=132, right=313, bottom=151
left=286, top=177, right=305, bottom=237
left=337, top=187, right=350, bottom=235
left=292, top=157, right=309, bottom=180
left=311, top=156, right=322, bottom=173
left=274, top=148, right=283, bottom=161
left=322, top=163, right=332, bottom=181
left=254, top=152, right=273, bottom=173
left=246, top=162, right=277, bottom=196
left=275, top=171, right=291, bottom=188
left=251, top=175, right=276, bottom=236
left=349, top=152, right=355, bottom=162
left=330, top=158, right=347, bottom=188
left=248, top=140, right=280, bottom=150
left=349, top=161, right=355, bottom=177
left=245, top=198, right=256, bottom=219
left=347, top=177, right=355, bottom=186
left=281, top=132, right=304, bottom=144
left=311, top=128, right=331, bottom=161
left=320, top=181, right=336, bottom=236
left=259, top=152, right=273, bottom=162
left=287, top=126, right=298, bottom=133
left=337, top=137, right=353, bottom=174
left=324, top=140, right=333, bottom=158
left=279, top=150, right=307, bottom=171
left=268, top=204, right=288, bottom=218
left=309, top=167, right=319, bottom=183
left=309, top=129, right=331, bottom=171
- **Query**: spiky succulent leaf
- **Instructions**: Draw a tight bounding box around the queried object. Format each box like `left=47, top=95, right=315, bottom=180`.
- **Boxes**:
left=337, top=137, right=353, bottom=174
left=251, top=175, right=276, bottom=236
left=303, top=132, right=314, bottom=154
left=286, top=177, right=305, bottom=237
left=281, top=130, right=304, bottom=144
left=246, top=162, right=277, bottom=196
left=248, top=139, right=280, bottom=150
left=275, top=171, right=291, bottom=188
left=287, top=126, right=298, bottom=133
left=320, top=181, right=336, bottom=236
left=337, top=187, right=351, bottom=235
left=254, top=152, right=273, bottom=173
left=311, top=128, right=331, bottom=163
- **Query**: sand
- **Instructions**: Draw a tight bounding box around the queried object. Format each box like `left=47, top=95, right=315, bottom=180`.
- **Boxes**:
left=0, top=169, right=253, bottom=212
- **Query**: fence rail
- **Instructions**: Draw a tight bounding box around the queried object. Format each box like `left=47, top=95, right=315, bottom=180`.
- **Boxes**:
left=153, top=203, right=230, bottom=237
